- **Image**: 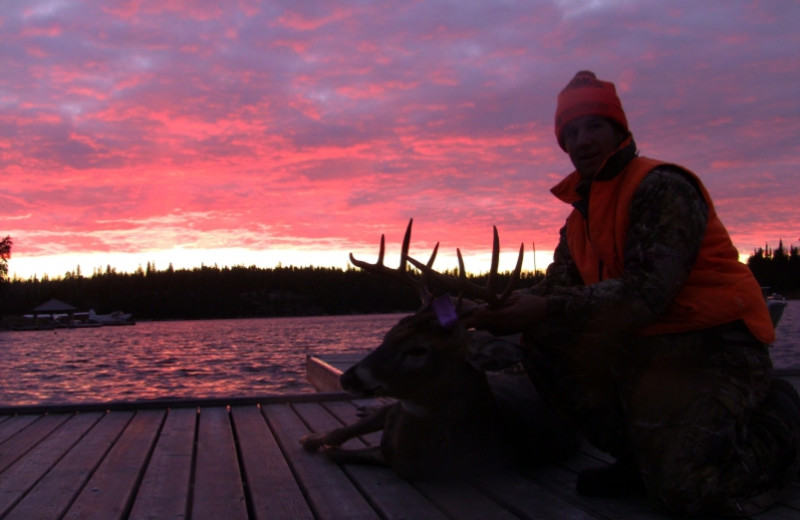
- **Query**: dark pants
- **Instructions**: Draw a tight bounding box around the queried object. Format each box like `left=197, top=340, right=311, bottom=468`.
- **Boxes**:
left=523, top=323, right=800, bottom=516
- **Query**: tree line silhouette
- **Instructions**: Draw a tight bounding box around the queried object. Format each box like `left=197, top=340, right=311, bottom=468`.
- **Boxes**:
left=0, top=258, right=542, bottom=322
left=746, top=240, right=800, bottom=297
left=0, top=236, right=797, bottom=323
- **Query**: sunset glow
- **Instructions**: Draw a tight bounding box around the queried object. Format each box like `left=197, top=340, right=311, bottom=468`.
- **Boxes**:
left=3, top=1, right=799, bottom=279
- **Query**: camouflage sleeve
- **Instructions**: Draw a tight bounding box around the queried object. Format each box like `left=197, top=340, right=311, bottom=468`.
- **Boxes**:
left=529, top=224, right=583, bottom=296
left=536, top=167, right=709, bottom=331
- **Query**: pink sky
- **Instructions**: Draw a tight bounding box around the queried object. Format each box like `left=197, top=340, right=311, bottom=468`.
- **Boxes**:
left=2, top=0, right=799, bottom=279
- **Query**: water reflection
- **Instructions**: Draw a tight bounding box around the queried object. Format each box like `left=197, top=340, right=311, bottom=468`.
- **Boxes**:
left=0, top=314, right=403, bottom=406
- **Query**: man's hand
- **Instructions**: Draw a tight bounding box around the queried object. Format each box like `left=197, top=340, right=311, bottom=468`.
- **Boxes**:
left=464, top=293, right=547, bottom=334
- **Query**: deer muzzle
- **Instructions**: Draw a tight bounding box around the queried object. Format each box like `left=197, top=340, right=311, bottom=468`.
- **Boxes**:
left=340, top=365, right=384, bottom=396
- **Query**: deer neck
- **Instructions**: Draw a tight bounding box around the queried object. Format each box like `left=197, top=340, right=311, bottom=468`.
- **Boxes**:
left=402, top=363, right=491, bottom=413
left=399, top=400, right=431, bottom=417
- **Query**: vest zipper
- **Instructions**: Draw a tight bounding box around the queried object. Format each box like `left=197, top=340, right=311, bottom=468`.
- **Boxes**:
left=598, top=259, right=604, bottom=282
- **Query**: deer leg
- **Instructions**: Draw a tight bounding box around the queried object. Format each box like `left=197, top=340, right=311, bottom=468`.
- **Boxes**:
left=323, top=445, right=387, bottom=467
left=300, top=403, right=392, bottom=452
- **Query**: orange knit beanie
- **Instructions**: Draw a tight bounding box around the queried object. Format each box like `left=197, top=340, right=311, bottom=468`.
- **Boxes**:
left=554, top=70, right=628, bottom=151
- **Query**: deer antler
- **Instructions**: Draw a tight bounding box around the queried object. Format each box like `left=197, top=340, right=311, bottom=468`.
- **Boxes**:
left=349, top=219, right=439, bottom=305
left=406, top=226, right=524, bottom=308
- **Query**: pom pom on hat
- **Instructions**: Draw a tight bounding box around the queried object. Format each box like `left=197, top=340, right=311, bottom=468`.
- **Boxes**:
left=554, top=70, right=628, bottom=151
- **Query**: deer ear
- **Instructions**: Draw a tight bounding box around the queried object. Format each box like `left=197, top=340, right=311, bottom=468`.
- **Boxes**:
left=464, top=331, right=526, bottom=371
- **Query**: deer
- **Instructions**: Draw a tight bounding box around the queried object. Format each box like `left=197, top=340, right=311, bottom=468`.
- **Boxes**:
left=300, top=219, right=577, bottom=479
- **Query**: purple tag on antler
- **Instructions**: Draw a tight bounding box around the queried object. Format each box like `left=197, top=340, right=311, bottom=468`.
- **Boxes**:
left=432, top=295, right=459, bottom=329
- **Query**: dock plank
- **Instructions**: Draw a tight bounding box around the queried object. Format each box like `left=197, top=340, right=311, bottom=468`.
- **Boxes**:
left=522, top=463, right=666, bottom=520
left=65, top=409, right=166, bottom=520
left=128, top=407, right=196, bottom=520
left=0, top=412, right=102, bottom=517
left=3, top=411, right=134, bottom=520
left=231, top=405, right=315, bottom=520
left=413, top=479, right=523, bottom=520
left=0, top=413, right=72, bottom=473
left=0, top=414, right=39, bottom=445
left=263, top=402, right=381, bottom=520
left=193, top=406, right=248, bottom=520
left=474, top=472, right=598, bottom=520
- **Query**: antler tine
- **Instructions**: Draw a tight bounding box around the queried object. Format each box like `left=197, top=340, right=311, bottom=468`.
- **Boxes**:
left=377, top=234, right=386, bottom=266
left=427, top=242, right=439, bottom=268
left=349, top=232, right=388, bottom=271
left=487, top=226, right=500, bottom=297
left=456, top=249, right=467, bottom=280
left=398, top=218, right=413, bottom=272
left=349, top=219, right=433, bottom=304
left=497, top=242, right=525, bottom=302
left=406, top=227, right=524, bottom=308
left=397, top=218, right=440, bottom=271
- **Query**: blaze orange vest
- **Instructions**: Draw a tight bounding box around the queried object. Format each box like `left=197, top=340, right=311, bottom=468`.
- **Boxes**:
left=551, top=156, right=775, bottom=343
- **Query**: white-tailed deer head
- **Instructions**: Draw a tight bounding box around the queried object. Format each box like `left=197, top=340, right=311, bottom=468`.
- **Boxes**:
left=341, top=219, right=524, bottom=404
left=343, top=219, right=527, bottom=401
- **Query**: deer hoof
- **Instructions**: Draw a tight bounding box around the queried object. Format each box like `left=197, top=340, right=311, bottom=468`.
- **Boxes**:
left=321, top=446, right=346, bottom=462
left=299, top=433, right=326, bottom=452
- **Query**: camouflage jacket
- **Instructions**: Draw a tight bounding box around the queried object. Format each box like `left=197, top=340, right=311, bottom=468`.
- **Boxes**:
left=530, top=140, right=709, bottom=334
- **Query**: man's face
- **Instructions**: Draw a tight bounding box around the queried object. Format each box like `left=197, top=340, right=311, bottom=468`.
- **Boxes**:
left=562, top=116, right=626, bottom=179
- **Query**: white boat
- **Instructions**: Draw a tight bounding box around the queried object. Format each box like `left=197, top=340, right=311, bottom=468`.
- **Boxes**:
left=763, top=288, right=788, bottom=327
left=88, top=309, right=135, bottom=326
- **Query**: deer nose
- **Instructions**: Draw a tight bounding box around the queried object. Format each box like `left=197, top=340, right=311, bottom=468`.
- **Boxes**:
left=340, top=368, right=360, bottom=392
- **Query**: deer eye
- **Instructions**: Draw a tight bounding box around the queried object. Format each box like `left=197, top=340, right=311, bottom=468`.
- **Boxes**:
left=405, top=346, right=429, bottom=357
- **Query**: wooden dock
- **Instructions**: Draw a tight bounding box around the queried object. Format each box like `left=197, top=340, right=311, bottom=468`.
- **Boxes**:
left=0, top=363, right=796, bottom=519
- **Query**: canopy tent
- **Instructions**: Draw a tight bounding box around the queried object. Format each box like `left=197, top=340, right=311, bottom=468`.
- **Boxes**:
left=31, top=298, right=78, bottom=325
left=32, top=298, right=78, bottom=314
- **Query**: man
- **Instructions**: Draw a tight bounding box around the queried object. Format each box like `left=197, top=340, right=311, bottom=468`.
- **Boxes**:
left=472, top=71, right=800, bottom=516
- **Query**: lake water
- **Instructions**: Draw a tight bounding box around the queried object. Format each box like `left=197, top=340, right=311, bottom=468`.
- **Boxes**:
left=0, top=314, right=403, bottom=406
left=1, top=304, right=798, bottom=407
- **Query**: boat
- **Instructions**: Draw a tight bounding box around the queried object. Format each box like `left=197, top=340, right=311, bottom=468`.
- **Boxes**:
left=88, top=309, right=135, bottom=326
left=763, top=288, right=788, bottom=327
